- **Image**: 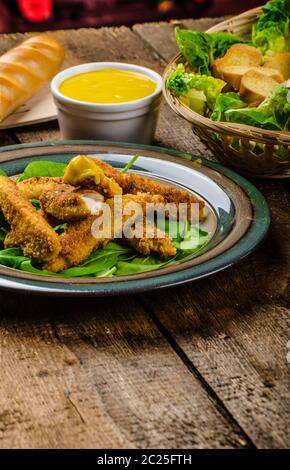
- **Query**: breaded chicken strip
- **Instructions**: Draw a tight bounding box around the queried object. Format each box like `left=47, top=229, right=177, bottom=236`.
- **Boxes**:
left=99, top=160, right=204, bottom=221
left=108, top=193, right=176, bottom=257
left=43, top=216, right=111, bottom=272
left=125, top=222, right=176, bottom=257
left=40, top=187, right=104, bottom=222
left=17, top=177, right=71, bottom=199
left=65, top=156, right=205, bottom=221
left=45, top=193, right=176, bottom=272
left=0, top=176, right=61, bottom=262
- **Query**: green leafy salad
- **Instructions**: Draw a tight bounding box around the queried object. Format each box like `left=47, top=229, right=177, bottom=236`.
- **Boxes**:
left=0, top=161, right=209, bottom=278
left=167, top=0, right=290, bottom=132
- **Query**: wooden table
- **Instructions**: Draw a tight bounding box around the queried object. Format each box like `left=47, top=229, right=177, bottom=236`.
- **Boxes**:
left=0, top=18, right=289, bottom=450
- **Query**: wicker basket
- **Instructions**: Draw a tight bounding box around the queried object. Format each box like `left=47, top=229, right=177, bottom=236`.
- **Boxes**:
left=162, top=7, right=290, bottom=178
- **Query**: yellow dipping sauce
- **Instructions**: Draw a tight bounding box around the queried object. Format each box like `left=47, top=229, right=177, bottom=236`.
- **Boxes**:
left=59, top=69, right=157, bottom=104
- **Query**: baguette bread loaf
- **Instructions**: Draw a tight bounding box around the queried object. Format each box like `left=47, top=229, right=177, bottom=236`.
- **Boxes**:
left=0, top=34, right=65, bottom=122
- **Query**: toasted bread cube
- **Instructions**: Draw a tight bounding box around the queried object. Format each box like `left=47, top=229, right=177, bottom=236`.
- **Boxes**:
left=212, top=44, right=263, bottom=79
left=264, top=52, right=290, bottom=81
left=240, top=69, right=279, bottom=106
left=212, top=57, right=223, bottom=78
left=254, top=67, right=283, bottom=83
left=222, top=65, right=283, bottom=90
left=220, top=66, right=253, bottom=90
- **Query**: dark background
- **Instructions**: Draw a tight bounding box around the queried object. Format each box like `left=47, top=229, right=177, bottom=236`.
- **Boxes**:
left=0, top=0, right=264, bottom=32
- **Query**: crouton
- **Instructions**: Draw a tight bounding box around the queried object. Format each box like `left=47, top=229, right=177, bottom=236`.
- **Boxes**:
left=212, top=44, right=263, bottom=79
left=221, top=65, right=283, bottom=90
left=212, top=57, right=223, bottom=78
left=264, top=52, right=290, bottom=81
left=219, top=65, right=252, bottom=90
left=240, top=69, right=279, bottom=106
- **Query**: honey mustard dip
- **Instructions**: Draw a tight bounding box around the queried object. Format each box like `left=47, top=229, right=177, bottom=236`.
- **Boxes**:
left=59, top=69, right=157, bottom=104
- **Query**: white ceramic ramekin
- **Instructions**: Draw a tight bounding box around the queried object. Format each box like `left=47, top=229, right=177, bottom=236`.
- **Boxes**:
left=51, top=62, right=162, bottom=144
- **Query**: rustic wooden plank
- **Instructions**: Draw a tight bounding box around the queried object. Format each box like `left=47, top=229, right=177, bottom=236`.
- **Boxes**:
left=181, top=17, right=227, bottom=31
left=0, top=293, right=248, bottom=449
left=13, top=122, right=59, bottom=144
left=140, top=180, right=290, bottom=449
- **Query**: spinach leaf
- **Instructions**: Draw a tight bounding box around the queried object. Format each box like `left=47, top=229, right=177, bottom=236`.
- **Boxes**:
left=115, top=259, right=171, bottom=276
left=53, top=223, right=67, bottom=234
left=17, top=161, right=67, bottom=182
left=0, top=169, right=7, bottom=176
left=0, top=248, right=30, bottom=269
left=30, top=198, right=41, bottom=209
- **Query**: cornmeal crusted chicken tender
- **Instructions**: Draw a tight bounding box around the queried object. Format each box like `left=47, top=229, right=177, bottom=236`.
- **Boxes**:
left=125, top=224, right=176, bottom=257
left=43, top=216, right=111, bottom=272
left=39, top=187, right=104, bottom=222
left=44, top=192, right=176, bottom=272
left=107, top=193, right=177, bottom=257
left=17, top=177, right=71, bottom=199
left=0, top=176, right=61, bottom=262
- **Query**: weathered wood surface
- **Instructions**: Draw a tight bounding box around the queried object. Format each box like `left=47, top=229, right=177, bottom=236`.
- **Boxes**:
left=0, top=18, right=289, bottom=449
left=0, top=293, right=249, bottom=449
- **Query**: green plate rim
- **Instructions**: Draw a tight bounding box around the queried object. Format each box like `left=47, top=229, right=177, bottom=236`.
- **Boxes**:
left=0, top=139, right=270, bottom=296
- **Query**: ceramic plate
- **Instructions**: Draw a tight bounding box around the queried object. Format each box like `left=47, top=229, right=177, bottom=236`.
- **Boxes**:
left=0, top=140, right=270, bottom=296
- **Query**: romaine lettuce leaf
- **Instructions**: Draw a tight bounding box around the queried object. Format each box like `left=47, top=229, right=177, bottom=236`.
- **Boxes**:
left=259, top=84, right=290, bottom=130
left=175, top=29, right=252, bottom=75
left=167, top=64, right=225, bottom=112
left=211, top=32, right=253, bottom=59
left=252, top=0, right=290, bottom=58
left=211, top=84, right=290, bottom=131
left=211, top=92, right=247, bottom=122
left=175, top=28, right=214, bottom=75
left=224, top=108, right=282, bottom=130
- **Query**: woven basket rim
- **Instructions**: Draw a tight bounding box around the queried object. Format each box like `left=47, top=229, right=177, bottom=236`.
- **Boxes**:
left=162, top=6, right=290, bottom=145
